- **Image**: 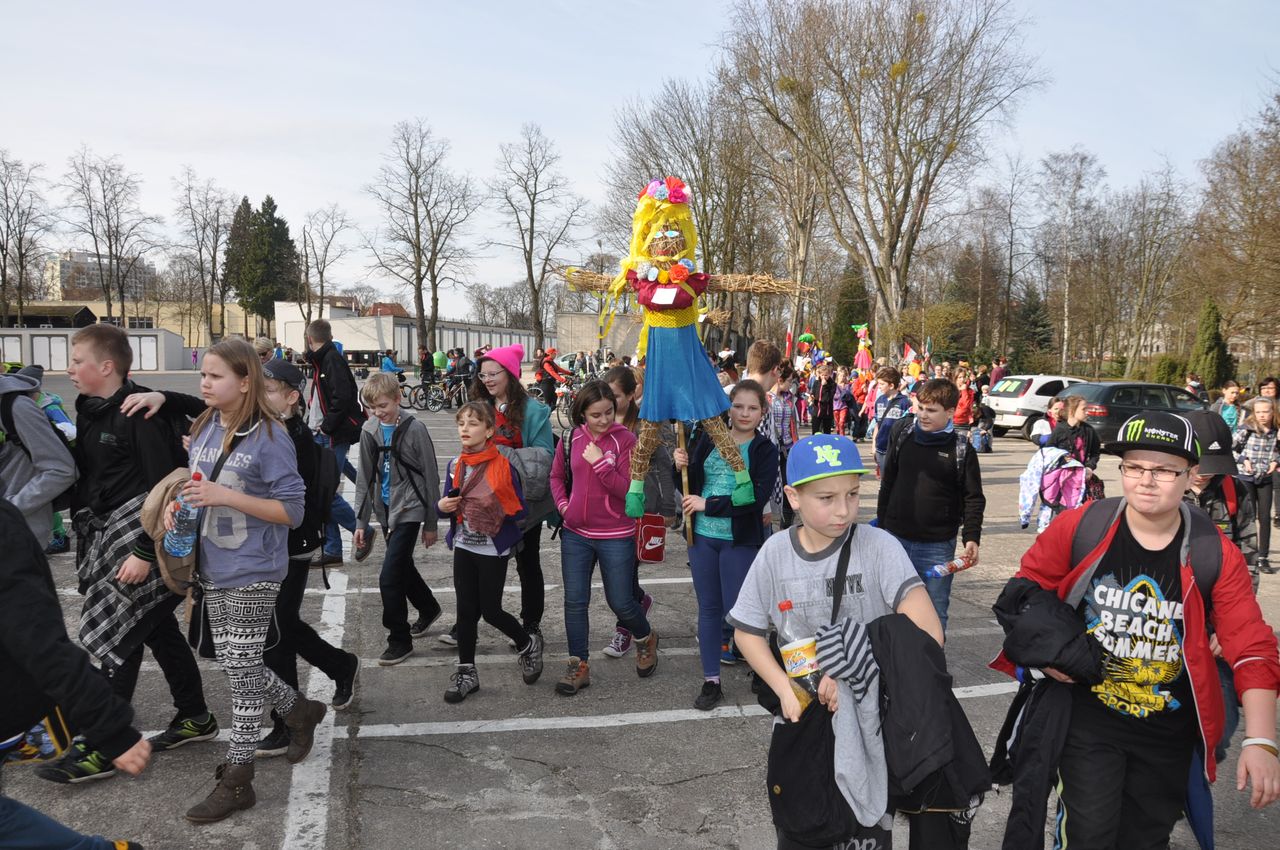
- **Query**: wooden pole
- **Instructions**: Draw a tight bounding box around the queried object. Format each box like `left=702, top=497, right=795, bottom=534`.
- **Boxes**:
left=677, top=421, right=693, bottom=546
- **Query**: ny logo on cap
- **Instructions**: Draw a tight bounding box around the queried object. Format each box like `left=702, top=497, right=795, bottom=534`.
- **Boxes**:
left=814, top=445, right=842, bottom=466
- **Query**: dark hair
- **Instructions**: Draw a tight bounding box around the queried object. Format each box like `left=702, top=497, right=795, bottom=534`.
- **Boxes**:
left=455, top=400, right=495, bottom=429
left=730, top=378, right=768, bottom=410
left=875, top=366, right=902, bottom=386
left=470, top=357, right=531, bottom=433
left=1260, top=376, right=1278, bottom=390
left=602, top=365, right=639, bottom=429
left=72, top=323, right=133, bottom=375
left=916, top=378, right=960, bottom=410
left=570, top=380, right=616, bottom=426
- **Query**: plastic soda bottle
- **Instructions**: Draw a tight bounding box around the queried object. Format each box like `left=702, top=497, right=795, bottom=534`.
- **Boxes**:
left=777, top=600, right=821, bottom=710
left=164, top=472, right=203, bottom=557
left=924, top=555, right=974, bottom=579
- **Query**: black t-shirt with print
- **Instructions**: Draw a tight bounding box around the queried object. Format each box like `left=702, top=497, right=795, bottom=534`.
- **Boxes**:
left=1073, top=515, right=1196, bottom=739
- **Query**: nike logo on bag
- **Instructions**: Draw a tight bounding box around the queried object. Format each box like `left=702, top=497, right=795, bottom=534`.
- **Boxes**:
left=644, top=537, right=663, bottom=550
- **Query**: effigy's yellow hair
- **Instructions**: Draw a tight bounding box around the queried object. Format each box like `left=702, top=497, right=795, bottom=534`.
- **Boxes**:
left=607, top=193, right=699, bottom=301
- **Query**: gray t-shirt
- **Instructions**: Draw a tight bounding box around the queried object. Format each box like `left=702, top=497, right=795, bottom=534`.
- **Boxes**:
left=728, top=524, right=922, bottom=638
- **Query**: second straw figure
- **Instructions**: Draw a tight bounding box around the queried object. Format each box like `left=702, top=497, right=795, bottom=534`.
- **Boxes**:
left=564, top=177, right=803, bottom=519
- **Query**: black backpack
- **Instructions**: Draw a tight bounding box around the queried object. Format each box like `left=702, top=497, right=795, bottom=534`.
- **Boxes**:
left=1, top=393, right=77, bottom=511
left=295, top=437, right=339, bottom=554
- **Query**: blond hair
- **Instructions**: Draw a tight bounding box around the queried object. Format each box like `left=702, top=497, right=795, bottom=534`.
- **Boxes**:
left=191, top=338, right=280, bottom=455
left=361, top=372, right=401, bottom=406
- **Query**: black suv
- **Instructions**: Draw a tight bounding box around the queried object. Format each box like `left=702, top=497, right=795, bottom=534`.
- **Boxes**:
left=1059, top=382, right=1207, bottom=442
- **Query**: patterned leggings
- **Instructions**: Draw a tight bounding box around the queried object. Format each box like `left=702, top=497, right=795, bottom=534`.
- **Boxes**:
left=203, top=581, right=298, bottom=764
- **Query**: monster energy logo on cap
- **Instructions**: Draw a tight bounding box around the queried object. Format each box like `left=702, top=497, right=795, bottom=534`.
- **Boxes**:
left=1108, top=411, right=1201, bottom=464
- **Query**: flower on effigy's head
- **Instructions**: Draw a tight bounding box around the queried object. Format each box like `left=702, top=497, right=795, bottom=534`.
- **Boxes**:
left=654, top=185, right=670, bottom=201
left=642, top=179, right=664, bottom=199
left=636, top=262, right=653, bottom=279
left=668, top=264, right=689, bottom=283
left=665, top=177, right=689, bottom=204
left=646, top=266, right=660, bottom=281
left=678, top=258, right=695, bottom=272
left=658, top=269, right=670, bottom=284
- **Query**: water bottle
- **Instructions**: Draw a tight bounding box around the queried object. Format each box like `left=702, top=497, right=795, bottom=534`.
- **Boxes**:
left=777, top=600, right=822, bottom=710
left=924, top=555, right=974, bottom=579
left=164, top=472, right=202, bottom=557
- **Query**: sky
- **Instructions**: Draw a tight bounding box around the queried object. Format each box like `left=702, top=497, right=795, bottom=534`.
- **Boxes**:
left=3, top=1, right=1278, bottom=320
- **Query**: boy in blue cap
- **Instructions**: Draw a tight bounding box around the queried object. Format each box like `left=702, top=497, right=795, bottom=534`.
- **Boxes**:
left=729, top=434, right=943, bottom=848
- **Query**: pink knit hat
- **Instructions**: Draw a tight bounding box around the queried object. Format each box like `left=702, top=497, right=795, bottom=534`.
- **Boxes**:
left=480, top=343, right=523, bottom=380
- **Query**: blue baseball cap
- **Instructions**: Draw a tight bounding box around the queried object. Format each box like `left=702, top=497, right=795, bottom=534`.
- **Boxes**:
left=787, top=434, right=869, bottom=487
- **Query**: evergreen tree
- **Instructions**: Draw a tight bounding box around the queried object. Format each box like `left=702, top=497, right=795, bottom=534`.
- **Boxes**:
left=1187, top=298, right=1232, bottom=389
left=219, top=196, right=253, bottom=335
left=830, top=260, right=871, bottom=366
left=1009, top=285, right=1055, bottom=373
left=238, top=196, right=300, bottom=322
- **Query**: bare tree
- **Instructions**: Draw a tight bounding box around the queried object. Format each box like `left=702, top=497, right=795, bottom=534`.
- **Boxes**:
left=0, top=151, right=53, bottom=327
left=62, top=148, right=162, bottom=321
left=724, top=0, right=1041, bottom=345
left=159, top=251, right=209, bottom=345
left=367, top=120, right=480, bottom=352
left=173, top=166, right=233, bottom=344
left=1037, top=147, right=1106, bottom=371
left=490, top=123, right=586, bottom=350
left=302, top=204, right=352, bottom=324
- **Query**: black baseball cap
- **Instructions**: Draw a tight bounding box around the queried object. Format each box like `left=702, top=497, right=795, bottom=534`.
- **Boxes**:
left=1182, top=410, right=1237, bottom=476
left=1103, top=411, right=1200, bottom=466
left=262, top=359, right=305, bottom=392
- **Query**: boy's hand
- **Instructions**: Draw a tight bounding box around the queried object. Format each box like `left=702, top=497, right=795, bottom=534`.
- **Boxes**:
left=582, top=441, right=603, bottom=464
left=777, top=687, right=803, bottom=723
left=112, top=738, right=151, bottom=776
left=421, top=529, right=437, bottom=548
left=1042, top=666, right=1077, bottom=684
left=681, top=494, right=706, bottom=514
left=163, top=500, right=179, bottom=532
left=438, top=496, right=461, bottom=514
left=1210, top=634, right=1223, bottom=658
left=673, top=448, right=689, bottom=469
left=963, top=541, right=979, bottom=566
left=119, top=391, right=166, bottom=419
left=353, top=528, right=366, bottom=551
left=182, top=477, right=231, bottom=508
left=116, top=555, right=152, bottom=585
left=817, top=675, right=839, bottom=713
left=1238, top=746, right=1280, bottom=808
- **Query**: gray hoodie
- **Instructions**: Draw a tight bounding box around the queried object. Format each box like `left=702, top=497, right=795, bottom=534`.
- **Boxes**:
left=0, top=375, right=77, bottom=544
left=355, top=415, right=440, bottom=534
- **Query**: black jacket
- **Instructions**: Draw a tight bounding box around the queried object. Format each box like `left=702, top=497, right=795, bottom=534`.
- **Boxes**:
left=305, top=340, right=364, bottom=444
left=0, top=499, right=140, bottom=760
left=678, top=431, right=779, bottom=547
left=878, top=418, right=986, bottom=545
left=1047, top=421, right=1101, bottom=469
left=867, top=613, right=990, bottom=811
left=992, top=577, right=1103, bottom=685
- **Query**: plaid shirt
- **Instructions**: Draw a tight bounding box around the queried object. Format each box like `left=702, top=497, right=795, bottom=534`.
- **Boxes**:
left=1233, top=425, right=1279, bottom=481
left=74, top=495, right=172, bottom=669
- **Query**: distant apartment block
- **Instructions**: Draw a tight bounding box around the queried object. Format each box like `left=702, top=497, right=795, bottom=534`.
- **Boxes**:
left=42, top=250, right=157, bottom=303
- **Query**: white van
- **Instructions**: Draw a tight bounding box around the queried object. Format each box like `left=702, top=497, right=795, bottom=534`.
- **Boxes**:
left=987, top=374, right=1084, bottom=440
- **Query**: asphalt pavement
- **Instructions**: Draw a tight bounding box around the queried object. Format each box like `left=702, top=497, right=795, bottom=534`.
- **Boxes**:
left=4, top=371, right=1278, bottom=849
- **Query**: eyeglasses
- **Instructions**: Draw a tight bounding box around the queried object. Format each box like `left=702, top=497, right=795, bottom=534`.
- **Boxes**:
left=478, top=371, right=505, bottom=381
left=1118, top=462, right=1190, bottom=483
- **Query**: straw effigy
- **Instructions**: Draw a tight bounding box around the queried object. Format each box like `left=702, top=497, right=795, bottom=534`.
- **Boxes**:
left=558, top=267, right=808, bottom=296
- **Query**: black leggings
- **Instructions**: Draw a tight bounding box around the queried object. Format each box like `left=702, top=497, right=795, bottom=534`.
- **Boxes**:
left=453, top=547, right=528, bottom=665
left=1250, top=476, right=1275, bottom=559
left=264, top=557, right=350, bottom=689
left=106, top=592, right=208, bottom=720
left=514, top=524, right=544, bottom=628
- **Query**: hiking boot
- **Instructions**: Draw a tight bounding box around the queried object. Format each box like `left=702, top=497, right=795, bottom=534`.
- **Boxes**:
left=147, top=711, right=218, bottom=751
left=185, top=762, right=255, bottom=824
left=518, top=630, right=544, bottom=684
left=378, top=643, right=414, bottom=666
left=443, top=665, right=480, bottom=703
left=602, top=628, right=632, bottom=658
left=332, top=652, right=360, bottom=710
left=409, top=605, right=443, bottom=639
left=255, top=723, right=290, bottom=758
left=555, top=657, right=591, bottom=696
left=635, top=631, right=659, bottom=678
left=352, top=531, right=375, bottom=563
left=694, top=680, right=724, bottom=711
left=35, top=741, right=115, bottom=784
left=437, top=624, right=459, bottom=646
left=283, top=697, right=326, bottom=764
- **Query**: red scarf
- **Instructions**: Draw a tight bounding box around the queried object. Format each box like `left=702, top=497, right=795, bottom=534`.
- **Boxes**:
left=451, top=444, right=522, bottom=519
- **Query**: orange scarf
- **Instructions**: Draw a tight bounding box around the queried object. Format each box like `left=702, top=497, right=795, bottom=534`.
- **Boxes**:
left=452, top=443, right=522, bottom=518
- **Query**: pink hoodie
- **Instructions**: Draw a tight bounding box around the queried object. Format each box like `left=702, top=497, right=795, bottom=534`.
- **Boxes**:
left=550, top=422, right=637, bottom=539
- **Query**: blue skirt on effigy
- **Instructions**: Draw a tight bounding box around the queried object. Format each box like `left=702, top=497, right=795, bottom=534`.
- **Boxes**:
left=638, top=323, right=730, bottom=423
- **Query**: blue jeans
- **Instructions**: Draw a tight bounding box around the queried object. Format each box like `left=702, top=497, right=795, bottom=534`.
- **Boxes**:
left=314, top=433, right=357, bottom=557
left=890, top=534, right=956, bottom=632
left=1216, top=658, right=1240, bottom=762
left=560, top=529, right=649, bottom=660
left=0, top=794, right=114, bottom=849
left=688, top=534, right=758, bottom=679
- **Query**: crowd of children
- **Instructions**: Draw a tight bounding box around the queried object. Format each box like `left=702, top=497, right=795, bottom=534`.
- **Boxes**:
left=2, top=324, right=1278, bottom=850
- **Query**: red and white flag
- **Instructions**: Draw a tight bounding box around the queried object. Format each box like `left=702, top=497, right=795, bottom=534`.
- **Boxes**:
left=902, top=343, right=918, bottom=363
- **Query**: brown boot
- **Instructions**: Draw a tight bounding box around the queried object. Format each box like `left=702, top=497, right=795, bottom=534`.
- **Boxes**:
left=635, top=631, right=659, bottom=678
left=555, top=657, right=590, bottom=695
left=185, top=762, right=255, bottom=824
left=283, top=696, right=327, bottom=763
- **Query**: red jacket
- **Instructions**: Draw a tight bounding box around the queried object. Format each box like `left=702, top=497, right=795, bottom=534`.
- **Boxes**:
left=954, top=388, right=975, bottom=426
left=990, top=503, right=1280, bottom=782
